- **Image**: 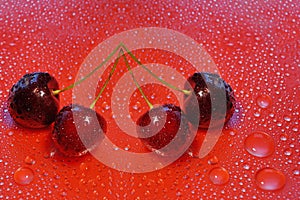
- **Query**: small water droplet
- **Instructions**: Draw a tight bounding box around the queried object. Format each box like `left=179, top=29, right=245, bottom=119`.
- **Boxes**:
left=208, top=156, right=219, bottom=165
left=255, top=168, right=286, bottom=191
left=256, top=94, right=272, bottom=109
left=293, top=169, right=299, bottom=176
left=284, top=149, right=292, bottom=156
left=101, top=102, right=110, bottom=110
left=280, top=133, right=288, bottom=141
left=254, top=112, right=260, bottom=117
left=132, top=102, right=141, bottom=110
left=209, top=167, right=229, bottom=185
left=228, top=129, right=237, bottom=136
left=283, top=115, right=291, bottom=122
left=8, top=131, right=14, bottom=136
left=14, top=167, right=34, bottom=185
left=244, top=131, right=275, bottom=157
left=243, top=164, right=250, bottom=170
left=24, top=156, right=35, bottom=165
left=80, top=162, right=89, bottom=171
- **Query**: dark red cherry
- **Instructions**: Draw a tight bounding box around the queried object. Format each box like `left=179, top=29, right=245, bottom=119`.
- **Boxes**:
left=8, top=72, right=60, bottom=128
left=183, top=72, right=235, bottom=129
left=136, top=104, right=191, bottom=156
left=52, top=104, right=106, bottom=157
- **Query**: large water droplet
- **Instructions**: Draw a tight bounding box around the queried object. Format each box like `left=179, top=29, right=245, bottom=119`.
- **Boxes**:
left=255, top=168, right=286, bottom=191
left=14, top=167, right=34, bottom=185
left=209, top=167, right=229, bottom=185
left=256, top=94, right=272, bottom=109
left=244, top=131, right=275, bottom=157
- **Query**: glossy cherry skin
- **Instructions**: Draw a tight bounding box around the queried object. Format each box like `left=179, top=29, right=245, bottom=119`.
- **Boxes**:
left=183, top=72, right=235, bottom=129
left=8, top=72, right=60, bottom=128
left=136, top=104, right=191, bottom=156
left=52, top=104, right=106, bottom=157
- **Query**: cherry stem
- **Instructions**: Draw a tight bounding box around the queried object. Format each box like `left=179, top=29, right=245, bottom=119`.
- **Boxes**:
left=52, top=43, right=123, bottom=96
left=120, top=44, right=191, bottom=95
left=52, top=42, right=191, bottom=97
left=89, top=50, right=123, bottom=109
left=121, top=49, right=154, bottom=109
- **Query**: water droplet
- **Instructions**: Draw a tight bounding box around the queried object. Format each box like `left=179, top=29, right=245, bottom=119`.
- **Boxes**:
left=14, top=167, right=34, bottom=185
left=283, top=115, right=291, bottom=122
left=132, top=101, right=141, bottom=110
left=101, top=102, right=110, bottom=110
left=228, top=129, right=237, bottom=136
left=280, top=133, right=288, bottom=141
left=24, top=156, right=35, bottom=165
left=8, top=131, right=14, bottom=136
left=256, top=94, right=272, bottom=109
left=284, top=148, right=292, bottom=156
left=244, top=131, right=275, bottom=157
left=208, top=156, right=219, bottom=165
left=209, top=167, right=229, bottom=185
left=255, top=168, right=286, bottom=191
left=243, top=164, right=250, bottom=170
left=293, top=169, right=299, bottom=176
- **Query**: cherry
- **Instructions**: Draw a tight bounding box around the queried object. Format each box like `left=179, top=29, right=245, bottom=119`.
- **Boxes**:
left=183, top=72, right=235, bottom=129
left=52, top=104, right=106, bottom=157
left=8, top=72, right=60, bottom=128
left=136, top=104, right=191, bottom=156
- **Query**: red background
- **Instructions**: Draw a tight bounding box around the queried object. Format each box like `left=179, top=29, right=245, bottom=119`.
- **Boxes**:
left=0, top=0, right=299, bottom=199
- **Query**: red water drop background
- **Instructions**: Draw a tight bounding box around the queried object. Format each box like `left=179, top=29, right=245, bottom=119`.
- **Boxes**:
left=1, top=1, right=299, bottom=199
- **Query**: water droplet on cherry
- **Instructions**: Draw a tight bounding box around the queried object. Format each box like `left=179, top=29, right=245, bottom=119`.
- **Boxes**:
left=101, top=101, right=110, bottom=110
left=256, top=94, right=272, bottom=109
left=14, top=167, right=34, bottom=185
left=244, top=131, right=275, bottom=157
left=255, top=168, right=286, bottom=191
left=132, top=101, right=141, bottom=111
left=209, top=167, right=229, bottom=185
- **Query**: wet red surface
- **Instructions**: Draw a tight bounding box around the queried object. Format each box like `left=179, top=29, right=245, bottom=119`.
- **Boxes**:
left=1, top=1, right=299, bottom=199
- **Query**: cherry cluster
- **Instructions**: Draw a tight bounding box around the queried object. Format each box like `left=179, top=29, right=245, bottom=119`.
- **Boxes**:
left=7, top=47, right=235, bottom=158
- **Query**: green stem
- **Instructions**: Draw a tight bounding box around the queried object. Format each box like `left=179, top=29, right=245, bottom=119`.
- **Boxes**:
left=120, top=43, right=191, bottom=95
left=52, top=43, right=123, bottom=95
left=121, top=49, right=154, bottom=109
left=89, top=50, right=123, bottom=109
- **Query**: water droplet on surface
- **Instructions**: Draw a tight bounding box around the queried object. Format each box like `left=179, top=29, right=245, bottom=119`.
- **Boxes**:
left=256, top=94, right=272, bottom=109
left=293, top=169, right=299, bottom=176
left=284, top=149, right=292, bottom=156
left=24, top=156, right=35, bottom=165
left=244, top=131, right=275, bottom=157
left=14, top=167, right=34, bottom=185
left=209, top=167, right=229, bottom=185
left=280, top=133, right=288, bottom=141
left=8, top=131, right=14, bottom=136
left=228, top=129, right=237, bottom=136
left=255, top=168, right=286, bottom=191
left=283, top=115, right=292, bottom=122
left=208, top=156, right=219, bottom=165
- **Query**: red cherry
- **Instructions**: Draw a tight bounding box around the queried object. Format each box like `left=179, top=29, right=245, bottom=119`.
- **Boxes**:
left=136, top=104, right=191, bottom=156
left=183, top=72, right=235, bottom=129
left=8, top=72, right=60, bottom=128
left=52, top=104, right=106, bottom=157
